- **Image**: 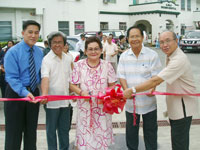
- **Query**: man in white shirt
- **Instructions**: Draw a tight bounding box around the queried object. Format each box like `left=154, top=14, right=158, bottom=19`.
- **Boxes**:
left=123, top=31, right=198, bottom=150
left=41, top=31, right=72, bottom=150
left=103, top=35, right=118, bottom=72
left=118, top=26, right=162, bottom=150
left=76, top=33, right=85, bottom=59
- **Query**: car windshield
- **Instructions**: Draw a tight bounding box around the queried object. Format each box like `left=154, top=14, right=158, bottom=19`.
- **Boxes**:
left=86, top=33, right=96, bottom=37
left=115, top=31, right=122, bottom=37
left=67, top=39, right=77, bottom=51
left=185, top=31, right=200, bottom=38
left=102, top=32, right=110, bottom=37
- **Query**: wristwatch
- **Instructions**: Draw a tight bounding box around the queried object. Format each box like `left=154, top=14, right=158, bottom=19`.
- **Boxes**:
left=132, top=86, right=136, bottom=94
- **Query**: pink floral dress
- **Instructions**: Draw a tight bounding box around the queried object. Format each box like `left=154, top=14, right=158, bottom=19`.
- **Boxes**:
left=71, top=59, right=117, bottom=150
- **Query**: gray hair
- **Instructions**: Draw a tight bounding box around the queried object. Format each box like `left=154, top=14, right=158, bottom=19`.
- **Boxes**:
left=160, top=30, right=177, bottom=40
left=47, top=31, right=67, bottom=48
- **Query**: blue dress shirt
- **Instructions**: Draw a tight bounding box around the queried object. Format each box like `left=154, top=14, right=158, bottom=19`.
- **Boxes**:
left=4, top=40, right=43, bottom=97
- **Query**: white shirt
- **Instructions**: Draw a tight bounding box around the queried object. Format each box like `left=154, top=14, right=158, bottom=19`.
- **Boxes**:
left=117, top=46, right=162, bottom=114
left=103, top=42, right=118, bottom=63
left=75, top=39, right=85, bottom=52
left=41, top=50, right=72, bottom=108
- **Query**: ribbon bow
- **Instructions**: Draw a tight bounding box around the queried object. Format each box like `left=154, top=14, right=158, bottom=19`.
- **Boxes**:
left=97, top=84, right=126, bottom=115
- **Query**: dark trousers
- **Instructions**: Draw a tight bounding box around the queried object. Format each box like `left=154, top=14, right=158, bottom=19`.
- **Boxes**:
left=44, top=106, right=70, bottom=150
left=0, top=73, right=6, bottom=98
left=4, top=84, right=40, bottom=150
left=126, top=110, right=158, bottom=150
left=169, top=98, right=192, bottom=150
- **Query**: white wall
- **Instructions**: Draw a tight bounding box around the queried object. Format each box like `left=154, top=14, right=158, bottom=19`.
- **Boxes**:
left=0, top=0, right=199, bottom=41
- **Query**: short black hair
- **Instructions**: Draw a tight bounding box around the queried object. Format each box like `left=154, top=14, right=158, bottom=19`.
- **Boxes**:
left=85, top=36, right=103, bottom=50
left=44, top=40, right=48, bottom=45
left=126, top=25, right=144, bottom=38
left=7, top=40, right=15, bottom=46
left=23, top=20, right=41, bottom=31
left=80, top=34, right=85, bottom=38
left=119, top=35, right=125, bottom=41
left=98, top=31, right=102, bottom=35
left=47, top=31, right=67, bottom=48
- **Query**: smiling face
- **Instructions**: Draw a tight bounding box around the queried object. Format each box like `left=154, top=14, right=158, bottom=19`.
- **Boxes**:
left=159, top=31, right=178, bottom=57
left=22, top=25, right=40, bottom=47
left=128, top=28, right=144, bottom=50
left=51, top=36, right=65, bottom=57
left=85, top=42, right=102, bottom=61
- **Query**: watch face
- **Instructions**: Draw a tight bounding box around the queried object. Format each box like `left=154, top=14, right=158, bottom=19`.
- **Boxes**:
left=132, top=87, right=136, bottom=93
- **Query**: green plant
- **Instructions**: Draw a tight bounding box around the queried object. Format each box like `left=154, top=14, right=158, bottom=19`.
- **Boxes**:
left=37, top=38, right=43, bottom=42
left=0, top=42, right=8, bottom=48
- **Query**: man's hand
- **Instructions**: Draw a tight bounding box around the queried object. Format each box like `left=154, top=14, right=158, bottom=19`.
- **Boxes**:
left=40, top=96, right=48, bottom=104
left=146, top=88, right=156, bottom=97
left=111, top=51, right=118, bottom=57
left=123, top=88, right=133, bottom=99
left=27, top=93, right=38, bottom=103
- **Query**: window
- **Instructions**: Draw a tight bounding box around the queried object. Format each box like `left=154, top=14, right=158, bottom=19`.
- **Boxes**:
left=0, top=21, right=12, bottom=42
left=108, top=0, right=116, bottom=3
left=58, top=21, right=69, bottom=36
left=100, top=22, right=108, bottom=30
left=187, top=0, right=191, bottom=11
left=74, top=21, right=84, bottom=35
left=119, top=22, right=127, bottom=31
left=181, top=0, right=185, bottom=10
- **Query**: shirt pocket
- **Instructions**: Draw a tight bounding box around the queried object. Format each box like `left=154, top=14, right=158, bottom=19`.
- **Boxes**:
left=139, top=64, right=152, bottom=79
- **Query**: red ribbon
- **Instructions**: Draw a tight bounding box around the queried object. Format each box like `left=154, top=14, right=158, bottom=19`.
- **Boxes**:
left=1, top=86, right=200, bottom=126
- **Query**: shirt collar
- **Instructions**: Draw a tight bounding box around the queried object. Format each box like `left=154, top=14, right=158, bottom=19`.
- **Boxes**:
left=168, top=47, right=179, bottom=60
left=48, top=50, right=65, bottom=59
left=21, top=40, right=36, bottom=52
left=127, top=45, right=145, bottom=56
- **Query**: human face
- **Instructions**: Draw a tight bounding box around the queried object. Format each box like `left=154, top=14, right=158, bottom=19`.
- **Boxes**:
left=159, top=32, right=178, bottom=57
left=22, top=25, right=40, bottom=47
left=63, top=43, right=69, bottom=54
left=85, top=42, right=102, bottom=61
left=7, top=41, right=14, bottom=48
left=51, top=36, right=64, bottom=57
left=107, top=36, right=112, bottom=44
left=128, top=28, right=144, bottom=50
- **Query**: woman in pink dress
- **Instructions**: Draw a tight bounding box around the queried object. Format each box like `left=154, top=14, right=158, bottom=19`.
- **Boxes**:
left=70, top=36, right=117, bottom=150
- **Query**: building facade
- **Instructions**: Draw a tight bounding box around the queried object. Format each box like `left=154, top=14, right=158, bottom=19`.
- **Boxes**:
left=0, top=0, right=200, bottom=43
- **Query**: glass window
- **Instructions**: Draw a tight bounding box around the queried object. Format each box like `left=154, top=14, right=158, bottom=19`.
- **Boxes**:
left=0, top=21, right=12, bottom=42
left=74, top=21, right=84, bottom=35
left=108, top=0, right=116, bottom=3
left=181, top=0, right=185, bottom=10
left=187, top=0, right=191, bottom=11
left=119, top=22, right=127, bottom=31
left=58, top=21, right=69, bottom=36
left=100, top=22, right=108, bottom=31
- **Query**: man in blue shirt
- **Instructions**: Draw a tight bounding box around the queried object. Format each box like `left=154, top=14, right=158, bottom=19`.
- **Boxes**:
left=4, top=20, right=43, bottom=150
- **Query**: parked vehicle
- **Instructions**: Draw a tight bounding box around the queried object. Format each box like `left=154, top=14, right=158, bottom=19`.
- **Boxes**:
left=180, top=30, right=200, bottom=52
left=67, top=35, right=80, bottom=43
left=79, top=31, right=98, bottom=38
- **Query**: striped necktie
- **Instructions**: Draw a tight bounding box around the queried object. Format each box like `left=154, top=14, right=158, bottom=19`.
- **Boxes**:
left=29, top=48, right=37, bottom=92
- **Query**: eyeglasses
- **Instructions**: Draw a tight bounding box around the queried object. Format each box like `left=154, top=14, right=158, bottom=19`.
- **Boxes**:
left=160, top=39, right=175, bottom=46
left=51, top=41, right=64, bottom=45
left=129, top=35, right=142, bottom=40
left=87, top=47, right=101, bottom=52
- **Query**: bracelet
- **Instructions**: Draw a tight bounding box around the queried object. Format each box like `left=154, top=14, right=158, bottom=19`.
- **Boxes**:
left=80, top=90, right=83, bottom=96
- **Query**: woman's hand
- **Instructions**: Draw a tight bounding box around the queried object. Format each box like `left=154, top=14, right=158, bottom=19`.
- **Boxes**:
left=80, top=91, right=91, bottom=102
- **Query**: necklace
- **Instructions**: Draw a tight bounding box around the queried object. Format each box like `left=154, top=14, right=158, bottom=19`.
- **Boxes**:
left=86, top=59, right=101, bottom=68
